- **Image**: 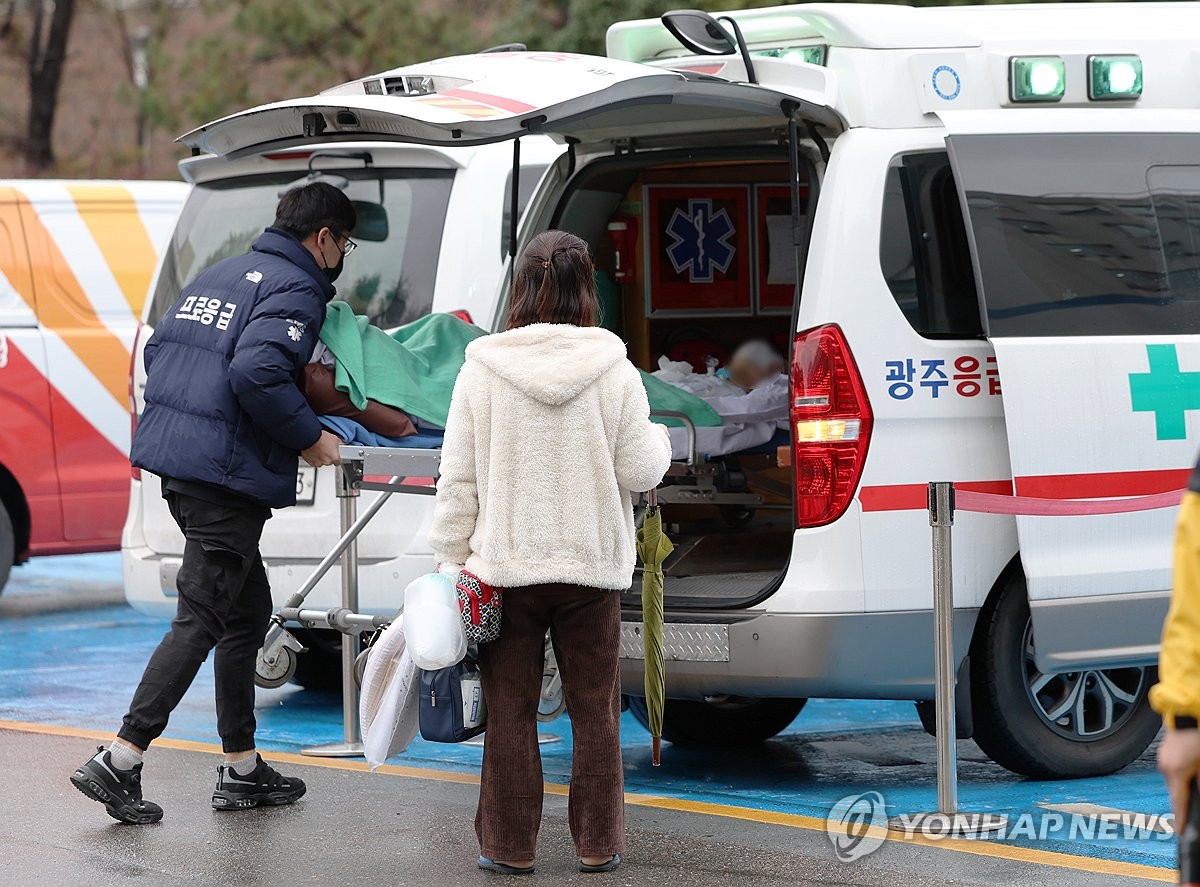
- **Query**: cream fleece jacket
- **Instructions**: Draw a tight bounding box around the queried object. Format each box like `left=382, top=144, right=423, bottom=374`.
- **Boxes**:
left=428, top=323, right=672, bottom=590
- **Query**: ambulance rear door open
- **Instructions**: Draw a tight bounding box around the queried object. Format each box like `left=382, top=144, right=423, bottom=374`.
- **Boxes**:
left=179, top=53, right=843, bottom=159
left=943, top=109, right=1200, bottom=672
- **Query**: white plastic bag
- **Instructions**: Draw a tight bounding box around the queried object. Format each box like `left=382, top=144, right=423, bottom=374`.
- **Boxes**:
left=360, top=614, right=420, bottom=769
left=402, top=571, right=467, bottom=669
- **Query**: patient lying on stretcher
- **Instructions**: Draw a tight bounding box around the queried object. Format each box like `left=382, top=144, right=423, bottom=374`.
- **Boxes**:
left=651, top=340, right=789, bottom=459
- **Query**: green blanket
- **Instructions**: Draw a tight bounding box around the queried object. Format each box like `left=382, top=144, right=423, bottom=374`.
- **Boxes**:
left=319, top=303, right=722, bottom=430
left=640, top=370, right=722, bottom=428
left=320, top=303, right=486, bottom=427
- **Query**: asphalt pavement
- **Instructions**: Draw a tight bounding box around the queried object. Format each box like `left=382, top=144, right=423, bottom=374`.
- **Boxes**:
left=0, top=553, right=1180, bottom=886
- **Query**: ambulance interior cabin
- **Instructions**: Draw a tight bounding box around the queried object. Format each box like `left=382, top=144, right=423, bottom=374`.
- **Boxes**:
left=554, top=150, right=803, bottom=606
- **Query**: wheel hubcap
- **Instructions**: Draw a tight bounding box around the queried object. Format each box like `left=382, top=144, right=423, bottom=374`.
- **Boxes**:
left=1021, top=620, right=1146, bottom=741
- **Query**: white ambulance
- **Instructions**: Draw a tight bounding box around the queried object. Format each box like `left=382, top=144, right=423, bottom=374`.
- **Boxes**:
left=174, top=2, right=1200, bottom=777
left=0, top=180, right=187, bottom=594
left=121, top=139, right=559, bottom=685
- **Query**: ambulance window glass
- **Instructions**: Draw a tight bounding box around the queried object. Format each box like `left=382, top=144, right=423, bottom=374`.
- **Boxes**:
left=148, top=169, right=453, bottom=330
left=500, top=165, right=549, bottom=258
left=1148, top=166, right=1200, bottom=304
left=947, top=134, right=1200, bottom=337
left=880, top=153, right=983, bottom=338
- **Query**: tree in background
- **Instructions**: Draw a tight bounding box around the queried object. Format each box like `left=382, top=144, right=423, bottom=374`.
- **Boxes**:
left=104, top=0, right=179, bottom=174
left=165, top=0, right=493, bottom=129
left=1, top=0, right=78, bottom=169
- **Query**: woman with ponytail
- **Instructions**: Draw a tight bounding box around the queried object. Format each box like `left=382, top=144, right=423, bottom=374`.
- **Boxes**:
left=429, top=230, right=672, bottom=875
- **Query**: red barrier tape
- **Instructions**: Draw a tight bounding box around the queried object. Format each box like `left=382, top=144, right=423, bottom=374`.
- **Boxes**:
left=954, top=488, right=1185, bottom=517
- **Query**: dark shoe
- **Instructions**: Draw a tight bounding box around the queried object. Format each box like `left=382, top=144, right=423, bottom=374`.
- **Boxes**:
left=211, top=754, right=306, bottom=810
left=478, top=856, right=535, bottom=875
left=579, top=854, right=621, bottom=873
left=71, top=746, right=163, bottom=824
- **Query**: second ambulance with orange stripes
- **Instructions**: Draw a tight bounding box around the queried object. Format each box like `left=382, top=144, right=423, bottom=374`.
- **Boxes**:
left=0, top=180, right=188, bottom=595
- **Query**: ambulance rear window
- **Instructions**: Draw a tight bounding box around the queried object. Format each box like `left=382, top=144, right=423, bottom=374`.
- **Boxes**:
left=148, top=168, right=453, bottom=329
left=948, top=133, right=1200, bottom=338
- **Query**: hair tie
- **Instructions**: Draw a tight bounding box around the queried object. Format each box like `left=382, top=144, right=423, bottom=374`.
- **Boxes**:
left=542, top=260, right=550, bottom=269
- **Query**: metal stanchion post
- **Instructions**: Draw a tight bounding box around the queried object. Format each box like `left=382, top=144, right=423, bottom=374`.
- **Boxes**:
left=930, top=481, right=957, bottom=814
left=302, top=466, right=364, bottom=757
left=889, top=482, right=1005, bottom=839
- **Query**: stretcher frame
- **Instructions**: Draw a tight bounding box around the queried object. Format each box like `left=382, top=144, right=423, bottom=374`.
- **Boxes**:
left=255, top=444, right=442, bottom=757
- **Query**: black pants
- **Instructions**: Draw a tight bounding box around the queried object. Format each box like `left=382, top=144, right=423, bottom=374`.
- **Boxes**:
left=118, top=490, right=272, bottom=753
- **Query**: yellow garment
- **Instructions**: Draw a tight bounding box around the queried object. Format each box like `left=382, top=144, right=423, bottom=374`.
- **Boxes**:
left=1150, top=491, right=1200, bottom=728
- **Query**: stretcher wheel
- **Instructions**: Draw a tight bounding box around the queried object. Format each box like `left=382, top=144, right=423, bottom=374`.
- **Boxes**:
left=354, top=647, right=372, bottom=688
left=537, top=672, right=566, bottom=722
left=255, top=646, right=297, bottom=689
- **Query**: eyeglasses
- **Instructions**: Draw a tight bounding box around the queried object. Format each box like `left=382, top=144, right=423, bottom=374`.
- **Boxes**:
left=331, top=231, right=357, bottom=257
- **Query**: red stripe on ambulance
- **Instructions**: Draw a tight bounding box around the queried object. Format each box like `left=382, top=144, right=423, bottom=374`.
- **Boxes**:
left=1014, top=468, right=1190, bottom=500
left=439, top=89, right=538, bottom=114
left=860, top=469, right=1191, bottom=513
left=859, top=481, right=1014, bottom=512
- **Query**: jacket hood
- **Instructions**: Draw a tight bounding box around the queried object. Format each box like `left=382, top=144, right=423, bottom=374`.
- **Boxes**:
left=467, top=324, right=627, bottom=406
left=252, top=227, right=337, bottom=302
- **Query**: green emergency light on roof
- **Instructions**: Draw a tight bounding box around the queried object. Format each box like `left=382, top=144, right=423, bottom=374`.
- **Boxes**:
left=1089, top=55, right=1142, bottom=100
left=1009, top=56, right=1065, bottom=103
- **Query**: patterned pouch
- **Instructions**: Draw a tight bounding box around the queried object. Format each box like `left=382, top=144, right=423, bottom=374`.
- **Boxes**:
left=455, top=569, right=503, bottom=644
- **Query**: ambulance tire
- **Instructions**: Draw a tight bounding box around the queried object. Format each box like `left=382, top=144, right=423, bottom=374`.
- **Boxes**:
left=288, top=627, right=344, bottom=692
left=626, top=695, right=806, bottom=747
left=0, top=505, right=13, bottom=596
left=970, top=567, right=1160, bottom=779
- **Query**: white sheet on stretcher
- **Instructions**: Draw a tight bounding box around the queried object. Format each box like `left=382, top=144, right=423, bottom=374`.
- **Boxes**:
left=661, top=373, right=789, bottom=459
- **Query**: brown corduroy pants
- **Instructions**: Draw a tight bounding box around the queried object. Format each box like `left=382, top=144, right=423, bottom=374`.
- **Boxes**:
left=475, top=582, right=625, bottom=861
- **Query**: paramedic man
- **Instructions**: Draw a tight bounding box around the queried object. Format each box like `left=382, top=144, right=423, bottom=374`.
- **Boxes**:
left=1153, top=453, right=1200, bottom=830
left=69, top=182, right=354, bottom=824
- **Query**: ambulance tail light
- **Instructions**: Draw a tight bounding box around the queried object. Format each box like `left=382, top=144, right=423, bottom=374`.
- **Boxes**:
left=790, top=324, right=873, bottom=528
left=129, top=322, right=142, bottom=481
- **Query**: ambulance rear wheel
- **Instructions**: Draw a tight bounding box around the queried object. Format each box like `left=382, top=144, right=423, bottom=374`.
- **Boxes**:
left=627, top=695, right=806, bottom=747
left=0, top=505, right=13, bottom=596
left=970, top=566, right=1160, bottom=779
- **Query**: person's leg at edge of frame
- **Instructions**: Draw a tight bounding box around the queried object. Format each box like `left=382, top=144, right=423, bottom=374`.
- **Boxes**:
left=548, top=585, right=625, bottom=870
left=476, top=586, right=553, bottom=872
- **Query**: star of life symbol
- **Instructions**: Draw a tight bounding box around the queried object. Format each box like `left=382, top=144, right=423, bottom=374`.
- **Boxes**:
left=287, top=324, right=302, bottom=342
left=665, top=199, right=736, bottom=283
left=245, top=271, right=263, bottom=284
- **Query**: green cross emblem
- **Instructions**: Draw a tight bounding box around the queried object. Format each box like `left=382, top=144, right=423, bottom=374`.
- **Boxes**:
left=1129, top=344, right=1200, bottom=440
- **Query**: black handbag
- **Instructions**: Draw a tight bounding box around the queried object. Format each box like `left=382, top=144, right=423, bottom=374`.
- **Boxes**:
left=418, top=655, right=486, bottom=743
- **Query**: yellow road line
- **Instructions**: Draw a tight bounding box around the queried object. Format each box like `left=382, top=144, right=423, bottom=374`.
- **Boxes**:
left=1, top=718, right=1169, bottom=883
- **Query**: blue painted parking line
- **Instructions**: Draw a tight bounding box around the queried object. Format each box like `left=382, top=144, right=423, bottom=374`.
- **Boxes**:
left=0, top=554, right=1176, bottom=876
